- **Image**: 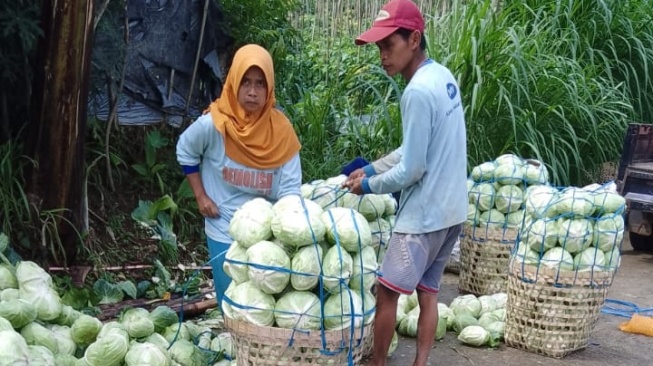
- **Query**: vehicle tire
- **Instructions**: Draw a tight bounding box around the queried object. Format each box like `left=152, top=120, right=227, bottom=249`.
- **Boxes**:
left=629, top=232, right=653, bottom=252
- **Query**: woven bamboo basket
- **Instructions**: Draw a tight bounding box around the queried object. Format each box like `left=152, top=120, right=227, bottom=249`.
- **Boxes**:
left=458, top=224, right=518, bottom=295
left=504, top=260, right=615, bottom=358
left=223, top=316, right=374, bottom=365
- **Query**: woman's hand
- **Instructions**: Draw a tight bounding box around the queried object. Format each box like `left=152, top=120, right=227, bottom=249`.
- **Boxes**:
left=197, top=194, right=220, bottom=218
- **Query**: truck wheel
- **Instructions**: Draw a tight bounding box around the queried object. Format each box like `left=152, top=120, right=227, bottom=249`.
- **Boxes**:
left=629, top=232, right=653, bottom=252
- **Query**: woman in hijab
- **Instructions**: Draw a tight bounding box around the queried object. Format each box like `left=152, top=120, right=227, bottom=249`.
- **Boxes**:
left=176, top=44, right=302, bottom=303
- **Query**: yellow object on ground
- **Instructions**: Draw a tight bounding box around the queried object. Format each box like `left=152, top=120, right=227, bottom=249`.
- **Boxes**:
left=619, top=314, right=653, bottom=337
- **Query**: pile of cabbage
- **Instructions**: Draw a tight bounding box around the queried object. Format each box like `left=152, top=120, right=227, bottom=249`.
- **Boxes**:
left=513, top=182, right=626, bottom=274
left=0, top=242, right=235, bottom=366
left=394, top=291, right=506, bottom=348
left=467, top=154, right=550, bottom=230
left=301, top=174, right=397, bottom=263
left=224, top=183, right=387, bottom=333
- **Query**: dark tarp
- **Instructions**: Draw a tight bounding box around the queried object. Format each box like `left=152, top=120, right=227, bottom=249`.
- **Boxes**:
left=89, top=0, right=232, bottom=127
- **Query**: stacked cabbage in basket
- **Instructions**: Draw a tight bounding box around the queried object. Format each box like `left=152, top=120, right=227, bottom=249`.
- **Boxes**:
left=467, top=154, right=550, bottom=230
left=0, top=246, right=235, bottom=366
left=223, top=175, right=395, bottom=333
left=513, top=182, right=625, bottom=273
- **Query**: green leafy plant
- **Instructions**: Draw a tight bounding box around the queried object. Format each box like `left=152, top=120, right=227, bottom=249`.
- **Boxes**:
left=131, top=130, right=170, bottom=194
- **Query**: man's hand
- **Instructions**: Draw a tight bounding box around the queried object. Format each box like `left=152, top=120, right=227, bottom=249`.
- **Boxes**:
left=342, top=176, right=365, bottom=195
left=196, top=194, right=219, bottom=218
left=348, top=168, right=366, bottom=180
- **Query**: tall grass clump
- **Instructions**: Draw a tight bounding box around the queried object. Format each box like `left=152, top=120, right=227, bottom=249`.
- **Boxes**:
left=0, top=141, right=34, bottom=244
left=426, top=0, right=652, bottom=186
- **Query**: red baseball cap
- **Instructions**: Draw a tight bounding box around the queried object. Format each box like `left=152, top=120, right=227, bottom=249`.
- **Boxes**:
left=355, top=0, right=425, bottom=45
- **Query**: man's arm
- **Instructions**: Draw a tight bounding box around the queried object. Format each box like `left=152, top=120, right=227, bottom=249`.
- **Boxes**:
left=362, top=148, right=403, bottom=177
left=361, top=89, right=432, bottom=194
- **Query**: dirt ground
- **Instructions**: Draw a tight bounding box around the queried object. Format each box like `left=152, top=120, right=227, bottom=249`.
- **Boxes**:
left=386, top=236, right=653, bottom=366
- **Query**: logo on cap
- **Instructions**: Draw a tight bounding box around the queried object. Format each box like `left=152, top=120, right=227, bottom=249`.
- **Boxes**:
left=375, top=10, right=390, bottom=21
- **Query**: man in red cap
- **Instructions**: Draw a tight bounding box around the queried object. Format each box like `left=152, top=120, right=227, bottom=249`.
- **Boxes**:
left=343, top=1, right=468, bottom=365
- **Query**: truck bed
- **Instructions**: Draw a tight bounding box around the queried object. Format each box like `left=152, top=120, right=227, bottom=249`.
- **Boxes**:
left=630, top=162, right=653, bottom=173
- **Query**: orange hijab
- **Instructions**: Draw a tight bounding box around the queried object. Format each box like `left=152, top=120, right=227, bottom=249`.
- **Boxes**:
left=207, top=44, right=301, bottom=169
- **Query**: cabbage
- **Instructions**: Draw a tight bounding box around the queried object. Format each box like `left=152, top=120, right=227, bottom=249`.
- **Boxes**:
left=145, top=333, right=170, bottom=350
left=469, top=183, right=495, bottom=211
left=83, top=332, right=130, bottom=366
left=478, top=312, right=502, bottom=329
left=557, top=218, right=593, bottom=254
left=210, top=332, right=235, bottom=359
left=0, top=298, right=37, bottom=328
left=0, top=288, right=19, bottom=301
left=349, top=246, right=378, bottom=291
left=325, top=175, right=348, bottom=186
left=290, top=244, right=323, bottom=291
left=49, top=324, right=78, bottom=355
left=168, top=340, right=208, bottom=366
left=0, top=329, right=30, bottom=366
left=573, top=247, right=606, bottom=272
left=524, top=185, right=558, bottom=218
left=524, top=218, right=559, bottom=254
left=274, top=291, right=321, bottom=330
left=322, top=207, right=372, bottom=252
left=604, top=246, right=621, bottom=270
left=323, top=289, right=363, bottom=330
left=124, top=342, right=171, bottom=366
left=438, top=303, right=455, bottom=330
left=71, top=314, right=103, bottom=347
left=381, top=193, right=398, bottom=216
left=27, top=345, right=55, bottom=365
left=478, top=209, right=505, bottom=228
left=162, top=323, right=190, bottom=343
left=553, top=187, right=595, bottom=217
left=0, top=265, right=17, bottom=290
left=308, top=184, right=339, bottom=210
left=436, top=312, right=447, bottom=340
left=486, top=321, right=505, bottom=339
left=97, top=321, right=128, bottom=340
left=224, top=281, right=275, bottom=326
left=0, top=316, right=11, bottom=331
left=120, top=307, right=155, bottom=339
left=513, top=242, right=540, bottom=265
left=54, top=354, right=79, bottom=366
left=398, top=306, right=419, bottom=337
left=494, top=163, right=524, bottom=185
left=361, top=290, right=376, bottom=325
left=148, top=306, right=179, bottom=333
left=453, top=314, right=480, bottom=334
left=321, top=244, right=354, bottom=293
left=222, top=241, right=249, bottom=284
left=592, top=191, right=626, bottom=215
left=20, top=322, right=58, bottom=353
left=467, top=203, right=481, bottom=225
left=490, top=293, right=507, bottom=309
left=495, top=185, right=524, bottom=214
left=523, top=161, right=549, bottom=185
left=458, top=325, right=490, bottom=347
left=369, top=218, right=392, bottom=248
left=495, top=154, right=526, bottom=167
left=505, top=209, right=525, bottom=228
left=341, top=193, right=385, bottom=220
left=450, top=295, right=482, bottom=318
left=492, top=308, right=506, bottom=321
left=593, top=214, right=625, bottom=252
left=271, top=196, right=326, bottom=247
left=471, top=162, right=496, bottom=183
left=228, top=198, right=274, bottom=248
left=53, top=305, right=81, bottom=327
left=388, top=331, right=399, bottom=356
left=15, top=261, right=53, bottom=292
left=477, top=295, right=498, bottom=315
left=541, top=247, right=574, bottom=272
left=246, top=240, right=291, bottom=295
left=300, top=183, right=316, bottom=198
left=19, top=285, right=62, bottom=322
